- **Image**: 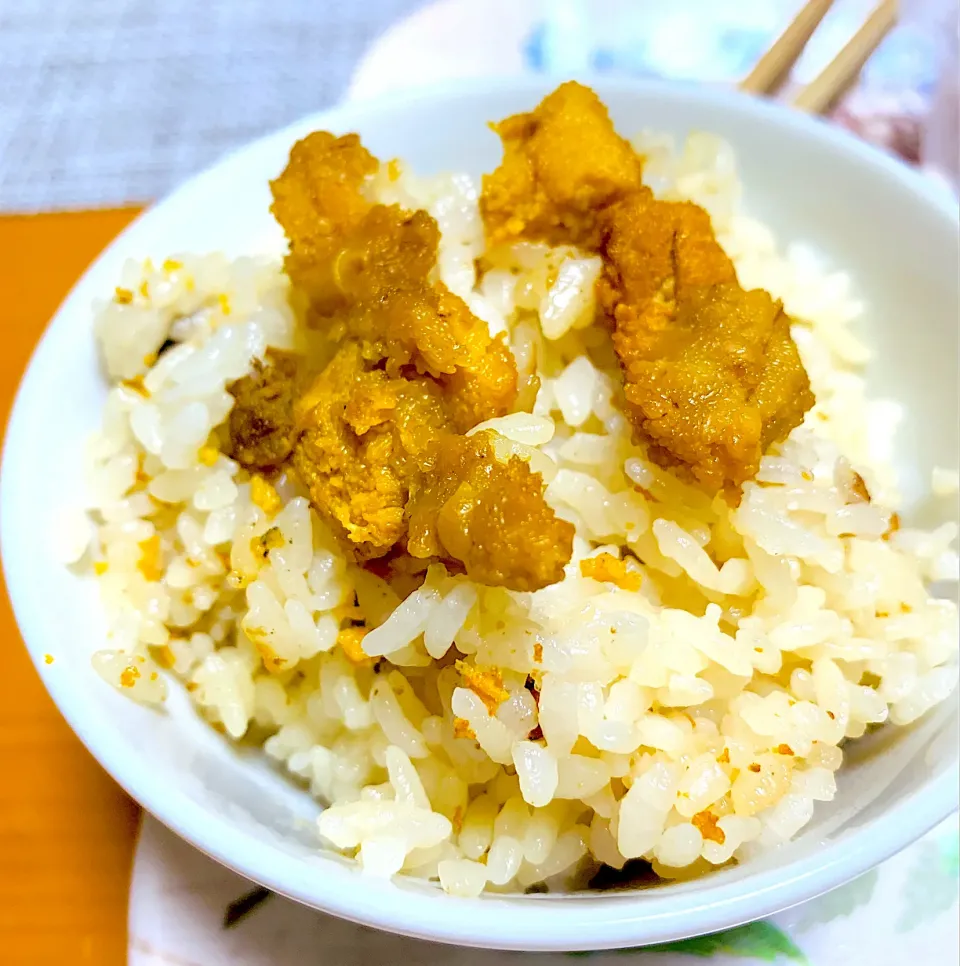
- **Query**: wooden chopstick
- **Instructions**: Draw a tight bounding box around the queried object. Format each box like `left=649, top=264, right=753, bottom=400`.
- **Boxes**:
left=740, top=0, right=837, bottom=96
left=791, top=0, right=899, bottom=113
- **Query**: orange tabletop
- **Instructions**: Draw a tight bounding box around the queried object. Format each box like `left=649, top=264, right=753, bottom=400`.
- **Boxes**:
left=0, top=209, right=143, bottom=965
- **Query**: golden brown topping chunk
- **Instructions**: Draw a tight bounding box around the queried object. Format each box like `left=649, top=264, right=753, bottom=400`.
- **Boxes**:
left=483, top=84, right=814, bottom=493
left=597, top=192, right=810, bottom=492
left=481, top=81, right=643, bottom=248
left=227, top=349, right=306, bottom=472
left=263, top=128, right=570, bottom=586
left=612, top=279, right=814, bottom=493
left=293, top=343, right=444, bottom=560
left=301, top=203, right=440, bottom=320
left=407, top=432, right=574, bottom=592
left=598, top=193, right=737, bottom=325
left=269, top=131, right=378, bottom=310
left=270, top=136, right=517, bottom=429
left=336, top=278, right=518, bottom=431
left=439, top=323, right=519, bottom=432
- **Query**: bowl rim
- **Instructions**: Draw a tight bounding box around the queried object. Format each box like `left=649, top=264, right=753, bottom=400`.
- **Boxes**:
left=2, top=75, right=958, bottom=952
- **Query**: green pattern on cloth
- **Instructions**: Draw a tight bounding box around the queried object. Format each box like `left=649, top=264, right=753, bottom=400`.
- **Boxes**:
left=647, top=923, right=807, bottom=962
left=896, top=826, right=960, bottom=933
left=567, top=922, right=807, bottom=962
left=940, top=828, right=960, bottom=879
left=795, top=868, right=879, bottom=932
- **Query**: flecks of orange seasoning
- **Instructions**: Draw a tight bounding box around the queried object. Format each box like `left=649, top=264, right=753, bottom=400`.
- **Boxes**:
left=338, top=627, right=372, bottom=666
left=250, top=634, right=286, bottom=674
left=135, top=452, right=151, bottom=486
left=250, top=527, right=285, bottom=562
left=114, top=287, right=134, bottom=304
left=883, top=512, right=901, bottom=540
left=452, top=805, right=464, bottom=835
left=198, top=445, right=220, bottom=467
left=692, top=810, right=725, bottom=844
left=250, top=474, right=282, bottom=516
left=137, top=534, right=163, bottom=582
left=776, top=743, right=795, bottom=756
left=120, top=665, right=141, bottom=688
left=579, top=553, right=642, bottom=592
left=717, top=747, right=730, bottom=764
left=455, top=660, right=509, bottom=715
left=121, top=374, right=150, bottom=398
left=150, top=644, right=176, bottom=669
left=453, top=717, right=477, bottom=740
left=850, top=471, right=871, bottom=503
left=533, top=641, right=544, bottom=663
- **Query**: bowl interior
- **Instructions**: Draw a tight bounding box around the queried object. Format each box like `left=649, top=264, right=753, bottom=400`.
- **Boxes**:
left=2, top=80, right=957, bottom=951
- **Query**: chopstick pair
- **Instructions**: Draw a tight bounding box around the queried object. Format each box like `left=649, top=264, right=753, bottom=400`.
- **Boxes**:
left=740, top=0, right=899, bottom=114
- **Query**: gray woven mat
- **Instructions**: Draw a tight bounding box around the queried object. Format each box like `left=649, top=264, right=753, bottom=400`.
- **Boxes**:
left=0, top=0, right=420, bottom=212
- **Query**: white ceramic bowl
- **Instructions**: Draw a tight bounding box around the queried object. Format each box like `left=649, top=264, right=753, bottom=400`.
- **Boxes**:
left=2, top=79, right=958, bottom=952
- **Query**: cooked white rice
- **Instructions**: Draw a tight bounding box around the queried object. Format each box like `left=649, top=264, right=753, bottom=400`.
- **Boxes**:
left=65, top=131, right=959, bottom=896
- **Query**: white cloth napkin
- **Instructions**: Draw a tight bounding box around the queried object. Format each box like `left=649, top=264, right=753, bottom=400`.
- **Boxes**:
left=129, top=813, right=958, bottom=966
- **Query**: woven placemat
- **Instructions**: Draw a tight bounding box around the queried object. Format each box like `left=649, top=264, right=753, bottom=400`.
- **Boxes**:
left=0, top=0, right=419, bottom=212
left=3, top=0, right=954, bottom=213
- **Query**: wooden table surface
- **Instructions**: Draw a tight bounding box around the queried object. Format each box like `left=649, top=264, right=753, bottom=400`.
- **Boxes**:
left=0, top=208, right=143, bottom=965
